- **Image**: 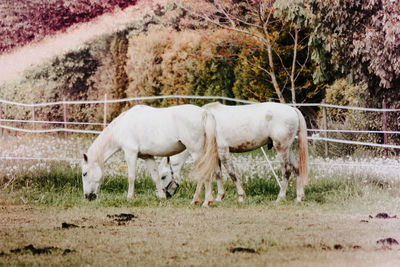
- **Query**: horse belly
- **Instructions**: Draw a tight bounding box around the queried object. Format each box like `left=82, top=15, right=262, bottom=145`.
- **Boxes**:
left=139, top=140, right=186, bottom=157
left=228, top=136, right=270, bottom=153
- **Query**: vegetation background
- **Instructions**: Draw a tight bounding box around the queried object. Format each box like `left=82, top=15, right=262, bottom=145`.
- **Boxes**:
left=1, top=2, right=400, bottom=265
left=0, top=0, right=399, bottom=155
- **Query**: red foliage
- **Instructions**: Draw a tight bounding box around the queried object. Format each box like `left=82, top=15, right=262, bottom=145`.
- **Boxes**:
left=0, top=0, right=138, bottom=54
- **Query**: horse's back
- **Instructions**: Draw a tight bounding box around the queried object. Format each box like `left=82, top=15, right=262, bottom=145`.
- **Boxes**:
left=203, top=102, right=299, bottom=151
left=112, top=104, right=207, bottom=156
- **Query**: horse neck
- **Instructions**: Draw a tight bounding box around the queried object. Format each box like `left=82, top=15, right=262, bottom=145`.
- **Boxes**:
left=88, top=127, right=119, bottom=167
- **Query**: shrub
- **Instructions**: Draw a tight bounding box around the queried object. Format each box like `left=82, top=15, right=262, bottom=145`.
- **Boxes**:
left=314, top=79, right=383, bottom=157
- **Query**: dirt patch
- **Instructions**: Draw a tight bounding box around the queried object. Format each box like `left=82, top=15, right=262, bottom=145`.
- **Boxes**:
left=374, top=213, right=397, bottom=219
left=309, top=243, right=362, bottom=251
left=61, top=222, right=80, bottom=229
left=376, top=238, right=399, bottom=246
left=333, top=244, right=343, bottom=250
left=107, top=213, right=135, bottom=224
left=1, top=244, right=74, bottom=256
left=2, top=205, right=400, bottom=266
left=230, top=247, right=257, bottom=253
left=364, top=213, right=397, bottom=222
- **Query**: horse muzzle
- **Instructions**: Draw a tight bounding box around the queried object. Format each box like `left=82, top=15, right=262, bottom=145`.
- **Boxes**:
left=85, top=193, right=97, bottom=201
left=163, top=181, right=179, bottom=199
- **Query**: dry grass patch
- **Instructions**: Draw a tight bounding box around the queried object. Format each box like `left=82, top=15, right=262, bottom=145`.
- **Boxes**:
left=1, top=203, right=400, bottom=266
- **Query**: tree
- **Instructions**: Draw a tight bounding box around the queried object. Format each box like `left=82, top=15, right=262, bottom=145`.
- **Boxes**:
left=309, top=0, right=400, bottom=92
left=176, top=0, right=313, bottom=104
left=310, top=0, right=400, bottom=145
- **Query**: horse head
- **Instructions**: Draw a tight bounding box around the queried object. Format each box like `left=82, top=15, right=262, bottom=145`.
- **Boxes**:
left=81, top=153, right=103, bottom=201
left=158, top=157, right=179, bottom=198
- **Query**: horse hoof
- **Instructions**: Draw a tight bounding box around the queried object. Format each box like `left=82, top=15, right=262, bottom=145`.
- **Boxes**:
left=191, top=200, right=200, bottom=205
left=216, top=194, right=224, bottom=202
left=238, top=196, right=244, bottom=203
left=202, top=201, right=211, bottom=207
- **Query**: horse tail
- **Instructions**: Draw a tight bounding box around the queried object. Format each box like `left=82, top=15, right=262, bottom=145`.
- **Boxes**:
left=193, top=111, right=219, bottom=183
left=294, top=108, right=309, bottom=188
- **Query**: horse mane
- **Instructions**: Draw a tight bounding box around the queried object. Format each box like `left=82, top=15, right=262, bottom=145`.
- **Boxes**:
left=87, top=111, right=129, bottom=166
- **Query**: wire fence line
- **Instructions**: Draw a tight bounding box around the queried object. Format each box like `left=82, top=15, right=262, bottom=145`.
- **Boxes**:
left=1, top=94, right=400, bottom=111
left=0, top=124, right=101, bottom=134
left=0, top=95, right=399, bottom=150
left=2, top=118, right=399, bottom=135
left=1, top=156, right=399, bottom=173
left=308, top=129, right=400, bottom=135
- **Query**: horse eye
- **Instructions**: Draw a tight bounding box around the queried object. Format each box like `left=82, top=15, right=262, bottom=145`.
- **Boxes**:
left=161, top=176, right=166, bottom=180
left=83, top=172, right=87, bottom=177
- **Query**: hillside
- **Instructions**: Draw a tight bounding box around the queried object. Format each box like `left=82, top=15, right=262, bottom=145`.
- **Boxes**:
left=0, top=0, right=165, bottom=84
left=0, top=0, right=138, bottom=55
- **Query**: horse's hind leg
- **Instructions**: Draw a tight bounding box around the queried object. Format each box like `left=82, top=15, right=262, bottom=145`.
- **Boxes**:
left=144, top=157, right=166, bottom=199
left=289, top=150, right=304, bottom=202
left=220, top=147, right=245, bottom=202
left=202, top=178, right=214, bottom=207
left=191, top=181, right=203, bottom=205
left=276, top=146, right=292, bottom=202
left=215, top=159, right=225, bottom=202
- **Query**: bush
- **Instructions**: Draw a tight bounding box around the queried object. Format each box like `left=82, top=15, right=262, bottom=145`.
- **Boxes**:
left=314, top=79, right=383, bottom=157
left=125, top=28, right=238, bottom=107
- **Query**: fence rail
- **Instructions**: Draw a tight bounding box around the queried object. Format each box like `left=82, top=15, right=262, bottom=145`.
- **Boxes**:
left=0, top=95, right=399, bottom=151
left=1, top=94, right=400, bottom=111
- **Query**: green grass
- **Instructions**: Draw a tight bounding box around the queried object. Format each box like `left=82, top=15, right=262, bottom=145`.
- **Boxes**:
left=2, top=155, right=400, bottom=267
left=1, top=163, right=398, bottom=210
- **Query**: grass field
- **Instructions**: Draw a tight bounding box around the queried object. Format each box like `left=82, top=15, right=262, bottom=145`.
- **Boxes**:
left=1, top=135, right=400, bottom=266
left=1, top=167, right=400, bottom=266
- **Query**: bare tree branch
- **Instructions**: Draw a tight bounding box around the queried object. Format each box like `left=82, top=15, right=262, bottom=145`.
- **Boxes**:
left=174, top=0, right=310, bottom=104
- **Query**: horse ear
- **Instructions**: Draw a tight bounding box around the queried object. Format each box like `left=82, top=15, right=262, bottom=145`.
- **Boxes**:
left=83, top=153, right=88, bottom=163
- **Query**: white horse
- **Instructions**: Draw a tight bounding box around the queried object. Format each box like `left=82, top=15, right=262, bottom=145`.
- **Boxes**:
left=159, top=102, right=309, bottom=202
left=81, top=104, right=219, bottom=207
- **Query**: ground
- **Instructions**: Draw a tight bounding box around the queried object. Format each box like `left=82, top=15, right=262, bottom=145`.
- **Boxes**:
left=1, top=201, right=400, bottom=266
left=1, top=135, right=400, bottom=266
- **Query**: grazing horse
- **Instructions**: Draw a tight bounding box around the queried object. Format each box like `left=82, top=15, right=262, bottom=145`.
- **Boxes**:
left=159, top=102, right=309, bottom=202
left=81, top=104, right=219, bottom=207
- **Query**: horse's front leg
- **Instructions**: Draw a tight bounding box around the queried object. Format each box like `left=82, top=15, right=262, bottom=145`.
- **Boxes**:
left=144, top=157, right=166, bottom=199
left=124, top=151, right=138, bottom=199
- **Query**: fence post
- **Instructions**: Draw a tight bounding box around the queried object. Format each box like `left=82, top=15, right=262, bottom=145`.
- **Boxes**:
left=32, top=105, right=36, bottom=132
left=322, top=100, right=328, bottom=157
left=382, top=100, right=388, bottom=158
left=103, top=94, right=108, bottom=129
left=175, top=92, right=179, bottom=106
left=222, top=90, right=226, bottom=105
left=63, top=97, right=68, bottom=137
left=135, top=91, right=139, bottom=105
left=0, top=101, right=3, bottom=137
